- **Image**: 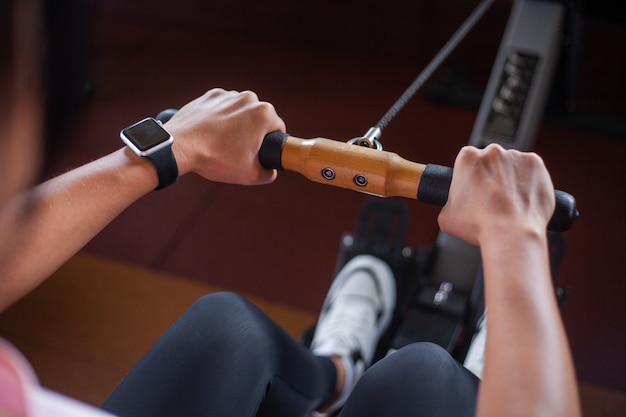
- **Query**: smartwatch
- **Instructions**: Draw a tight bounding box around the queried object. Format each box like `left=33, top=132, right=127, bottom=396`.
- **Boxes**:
left=121, top=117, right=178, bottom=190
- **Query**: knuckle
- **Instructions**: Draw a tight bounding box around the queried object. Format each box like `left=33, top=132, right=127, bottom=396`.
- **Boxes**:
left=457, top=145, right=479, bottom=162
left=250, top=101, right=277, bottom=122
left=257, top=101, right=275, bottom=115
left=483, top=142, right=504, bottom=155
left=205, top=87, right=226, bottom=97
left=239, top=90, right=259, bottom=102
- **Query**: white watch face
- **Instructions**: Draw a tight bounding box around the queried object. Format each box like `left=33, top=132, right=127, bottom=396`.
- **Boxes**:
left=121, top=118, right=173, bottom=155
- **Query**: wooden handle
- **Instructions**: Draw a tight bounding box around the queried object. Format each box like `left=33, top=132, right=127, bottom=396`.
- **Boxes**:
left=258, top=132, right=579, bottom=232
left=279, top=135, right=426, bottom=199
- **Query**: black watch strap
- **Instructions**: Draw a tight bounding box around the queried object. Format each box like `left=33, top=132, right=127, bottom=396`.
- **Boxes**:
left=147, top=145, right=179, bottom=190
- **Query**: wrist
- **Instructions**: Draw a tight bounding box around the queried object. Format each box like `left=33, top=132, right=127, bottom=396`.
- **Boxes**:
left=479, top=221, right=548, bottom=257
left=479, top=222, right=549, bottom=273
left=119, top=147, right=161, bottom=191
left=171, top=138, right=193, bottom=176
left=120, top=118, right=179, bottom=190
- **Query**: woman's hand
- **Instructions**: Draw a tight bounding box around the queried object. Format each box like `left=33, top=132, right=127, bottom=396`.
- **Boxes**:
left=165, top=88, right=286, bottom=185
left=438, top=144, right=555, bottom=245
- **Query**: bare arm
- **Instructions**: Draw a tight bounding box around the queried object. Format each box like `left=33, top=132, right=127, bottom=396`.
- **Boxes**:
left=438, top=145, right=581, bottom=417
left=0, top=89, right=285, bottom=311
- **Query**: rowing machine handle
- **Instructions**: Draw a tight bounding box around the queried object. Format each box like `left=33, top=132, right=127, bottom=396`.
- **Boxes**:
left=259, top=131, right=579, bottom=233
left=414, top=164, right=578, bottom=233
left=155, top=111, right=578, bottom=232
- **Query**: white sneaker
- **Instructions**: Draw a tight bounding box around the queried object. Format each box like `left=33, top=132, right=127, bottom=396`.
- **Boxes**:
left=310, top=255, right=396, bottom=416
left=463, top=312, right=486, bottom=379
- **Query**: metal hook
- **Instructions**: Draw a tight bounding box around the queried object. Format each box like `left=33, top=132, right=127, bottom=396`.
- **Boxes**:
left=347, top=127, right=383, bottom=150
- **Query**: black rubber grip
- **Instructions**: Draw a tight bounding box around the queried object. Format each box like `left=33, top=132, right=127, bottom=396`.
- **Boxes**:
left=417, top=164, right=453, bottom=207
left=258, top=131, right=289, bottom=170
left=417, top=164, right=579, bottom=232
left=549, top=190, right=579, bottom=233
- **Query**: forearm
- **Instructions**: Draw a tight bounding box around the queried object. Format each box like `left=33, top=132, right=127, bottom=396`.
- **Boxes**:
left=0, top=148, right=157, bottom=311
left=476, top=225, right=581, bottom=417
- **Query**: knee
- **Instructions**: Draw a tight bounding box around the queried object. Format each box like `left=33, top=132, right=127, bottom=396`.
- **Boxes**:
left=389, top=342, right=459, bottom=379
left=184, top=292, right=280, bottom=359
left=357, top=343, right=455, bottom=390
left=375, top=342, right=475, bottom=392
left=189, top=291, right=253, bottom=321
left=343, top=343, right=478, bottom=415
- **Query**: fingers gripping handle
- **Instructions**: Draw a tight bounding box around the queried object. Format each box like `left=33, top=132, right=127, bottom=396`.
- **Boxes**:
left=417, top=164, right=579, bottom=233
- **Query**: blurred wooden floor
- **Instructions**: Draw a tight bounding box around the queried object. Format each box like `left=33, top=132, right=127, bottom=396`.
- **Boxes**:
left=0, top=252, right=317, bottom=406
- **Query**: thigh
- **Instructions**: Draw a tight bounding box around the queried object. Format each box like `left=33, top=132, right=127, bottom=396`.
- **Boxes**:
left=341, top=342, right=480, bottom=417
left=101, top=292, right=335, bottom=417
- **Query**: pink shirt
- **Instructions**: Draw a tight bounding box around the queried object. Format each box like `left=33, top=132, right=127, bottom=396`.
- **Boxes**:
left=0, top=338, right=116, bottom=417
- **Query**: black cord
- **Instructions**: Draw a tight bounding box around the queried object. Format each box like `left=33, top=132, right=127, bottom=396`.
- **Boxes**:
left=375, top=0, right=495, bottom=132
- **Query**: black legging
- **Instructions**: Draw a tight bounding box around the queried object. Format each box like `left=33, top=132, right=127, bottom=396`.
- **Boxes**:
left=342, top=343, right=479, bottom=417
left=101, top=292, right=479, bottom=417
